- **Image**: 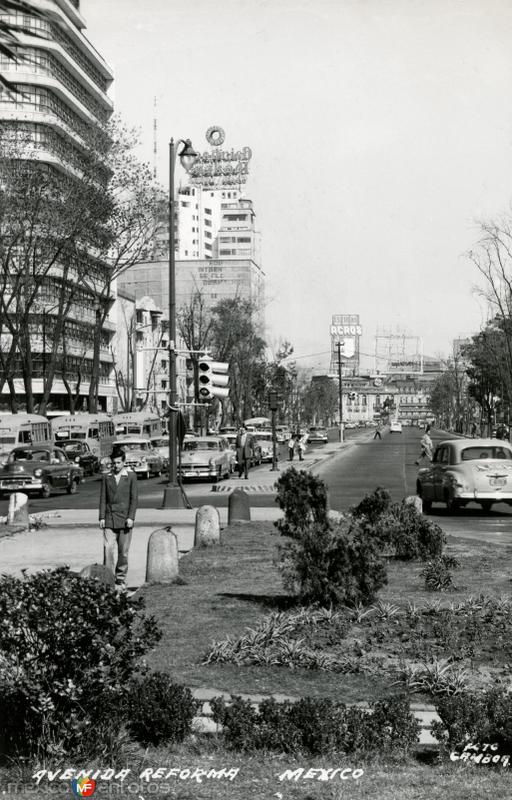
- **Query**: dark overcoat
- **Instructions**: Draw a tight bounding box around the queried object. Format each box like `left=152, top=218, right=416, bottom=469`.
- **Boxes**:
left=99, top=471, right=138, bottom=529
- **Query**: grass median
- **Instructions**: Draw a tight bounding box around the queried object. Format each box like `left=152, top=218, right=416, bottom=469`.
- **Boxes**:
left=141, top=522, right=512, bottom=701
left=129, top=521, right=512, bottom=799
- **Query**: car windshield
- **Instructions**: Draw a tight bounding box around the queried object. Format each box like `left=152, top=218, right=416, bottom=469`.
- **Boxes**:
left=9, top=449, right=49, bottom=462
left=63, top=444, right=80, bottom=453
left=152, top=439, right=167, bottom=448
left=461, top=446, right=512, bottom=461
left=121, top=442, right=149, bottom=452
left=183, top=441, right=219, bottom=451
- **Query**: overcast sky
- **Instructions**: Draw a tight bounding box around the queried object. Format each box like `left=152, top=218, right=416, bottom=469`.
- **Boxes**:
left=83, top=0, right=512, bottom=372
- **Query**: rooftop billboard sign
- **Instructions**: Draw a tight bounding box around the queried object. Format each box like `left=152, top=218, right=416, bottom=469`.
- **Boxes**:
left=188, top=126, right=252, bottom=188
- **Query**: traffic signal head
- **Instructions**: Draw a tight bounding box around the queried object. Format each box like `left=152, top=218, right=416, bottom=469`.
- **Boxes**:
left=198, top=357, right=230, bottom=400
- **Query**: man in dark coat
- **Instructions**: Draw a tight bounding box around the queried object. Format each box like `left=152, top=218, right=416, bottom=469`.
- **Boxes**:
left=236, top=425, right=253, bottom=479
left=99, top=448, right=138, bottom=588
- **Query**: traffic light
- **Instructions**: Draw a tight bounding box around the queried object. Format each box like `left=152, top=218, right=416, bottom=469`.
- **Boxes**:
left=198, top=356, right=229, bottom=400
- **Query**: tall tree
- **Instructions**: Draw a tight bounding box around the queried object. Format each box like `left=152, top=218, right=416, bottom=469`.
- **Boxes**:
left=0, top=119, right=160, bottom=413
left=210, top=297, right=266, bottom=424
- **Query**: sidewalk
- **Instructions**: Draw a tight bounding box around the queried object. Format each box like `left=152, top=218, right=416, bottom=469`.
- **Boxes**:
left=0, top=436, right=361, bottom=584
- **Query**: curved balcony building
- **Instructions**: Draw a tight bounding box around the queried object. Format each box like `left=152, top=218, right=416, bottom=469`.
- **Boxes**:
left=0, top=0, right=117, bottom=412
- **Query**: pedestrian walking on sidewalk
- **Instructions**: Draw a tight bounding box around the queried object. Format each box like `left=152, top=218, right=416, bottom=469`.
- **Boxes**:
left=298, top=431, right=308, bottom=461
left=236, top=425, right=253, bottom=479
left=288, top=435, right=296, bottom=461
left=99, top=448, right=138, bottom=589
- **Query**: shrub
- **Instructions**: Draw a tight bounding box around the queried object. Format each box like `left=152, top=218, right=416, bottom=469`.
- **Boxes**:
left=277, top=518, right=387, bottom=608
left=0, top=568, right=161, bottom=759
left=432, top=688, right=512, bottom=749
left=371, top=503, right=446, bottom=560
left=211, top=694, right=419, bottom=756
left=350, top=487, right=392, bottom=523
left=126, top=672, right=198, bottom=746
left=420, top=555, right=460, bottom=591
left=274, top=468, right=329, bottom=539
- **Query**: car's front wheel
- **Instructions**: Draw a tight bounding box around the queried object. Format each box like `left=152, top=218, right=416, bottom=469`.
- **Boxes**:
left=416, top=482, right=432, bottom=513
left=444, top=490, right=459, bottom=514
left=481, top=500, right=493, bottom=513
left=41, top=481, right=51, bottom=499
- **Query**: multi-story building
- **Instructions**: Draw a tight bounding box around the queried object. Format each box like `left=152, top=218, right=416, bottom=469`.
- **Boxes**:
left=119, top=255, right=264, bottom=320
left=129, top=161, right=263, bottom=318
left=0, top=0, right=116, bottom=412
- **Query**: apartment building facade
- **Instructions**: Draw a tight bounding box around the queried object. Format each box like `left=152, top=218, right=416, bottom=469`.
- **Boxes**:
left=0, top=0, right=117, bottom=412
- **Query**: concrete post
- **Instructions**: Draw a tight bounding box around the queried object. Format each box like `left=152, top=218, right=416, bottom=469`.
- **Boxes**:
left=146, top=526, right=179, bottom=584
left=7, top=492, right=29, bottom=529
left=194, top=505, right=221, bottom=547
left=228, top=488, right=251, bottom=524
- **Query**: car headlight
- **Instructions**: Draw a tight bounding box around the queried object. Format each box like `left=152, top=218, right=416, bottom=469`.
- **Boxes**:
left=34, top=468, right=43, bottom=477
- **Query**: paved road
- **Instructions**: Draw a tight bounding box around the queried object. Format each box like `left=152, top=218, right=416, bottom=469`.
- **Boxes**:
left=318, top=427, right=512, bottom=544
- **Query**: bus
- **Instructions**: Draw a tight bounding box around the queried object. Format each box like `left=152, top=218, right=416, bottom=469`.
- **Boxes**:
left=0, top=413, right=52, bottom=459
left=50, top=414, right=115, bottom=459
left=113, top=412, right=162, bottom=440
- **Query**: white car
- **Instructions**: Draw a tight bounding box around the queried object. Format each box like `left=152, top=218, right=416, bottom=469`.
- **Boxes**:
left=390, top=420, right=403, bottom=433
left=179, top=436, right=234, bottom=482
left=150, top=436, right=170, bottom=470
left=112, top=437, right=163, bottom=479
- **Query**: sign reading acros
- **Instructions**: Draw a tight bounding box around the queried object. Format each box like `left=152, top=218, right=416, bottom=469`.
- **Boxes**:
left=330, top=324, right=362, bottom=337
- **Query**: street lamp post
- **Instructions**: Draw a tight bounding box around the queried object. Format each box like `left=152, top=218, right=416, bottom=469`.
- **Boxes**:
left=163, top=137, right=198, bottom=508
left=337, top=340, right=344, bottom=443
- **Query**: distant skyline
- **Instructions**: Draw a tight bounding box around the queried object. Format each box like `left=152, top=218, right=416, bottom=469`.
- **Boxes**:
left=83, top=0, right=512, bottom=372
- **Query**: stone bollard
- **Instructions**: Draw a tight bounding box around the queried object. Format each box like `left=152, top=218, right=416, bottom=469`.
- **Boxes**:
left=194, top=505, right=221, bottom=547
left=7, top=492, right=30, bottom=529
left=80, top=563, right=115, bottom=587
left=405, top=495, right=423, bottom=514
left=228, top=488, right=251, bottom=524
left=146, top=526, right=179, bottom=584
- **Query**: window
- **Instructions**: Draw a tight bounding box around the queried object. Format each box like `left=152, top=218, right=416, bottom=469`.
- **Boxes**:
left=205, top=231, right=212, bottom=238
left=205, top=218, right=212, bottom=227
left=161, top=359, right=167, bottom=369
left=205, top=207, right=212, bottom=215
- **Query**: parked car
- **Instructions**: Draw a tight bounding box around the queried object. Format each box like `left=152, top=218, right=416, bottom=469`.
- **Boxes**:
left=179, top=436, right=233, bottom=482
left=113, top=437, right=163, bottom=479
left=253, top=431, right=275, bottom=463
left=416, top=438, right=512, bottom=514
left=150, top=436, right=170, bottom=470
left=0, top=444, right=83, bottom=498
left=308, top=426, right=329, bottom=443
left=60, top=439, right=99, bottom=476
left=390, top=420, right=403, bottom=433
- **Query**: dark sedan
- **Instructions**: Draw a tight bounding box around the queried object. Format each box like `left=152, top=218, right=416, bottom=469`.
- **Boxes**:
left=0, top=444, right=84, bottom=498
left=61, top=440, right=100, bottom=476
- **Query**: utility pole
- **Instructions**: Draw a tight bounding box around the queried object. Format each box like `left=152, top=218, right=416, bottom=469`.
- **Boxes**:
left=337, top=340, right=344, bottom=443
